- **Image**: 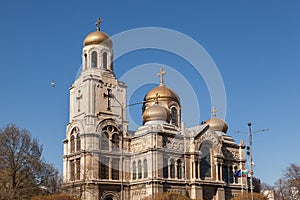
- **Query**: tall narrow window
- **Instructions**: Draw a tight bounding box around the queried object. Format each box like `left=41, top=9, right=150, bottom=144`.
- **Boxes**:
left=102, top=52, right=107, bottom=69
left=76, top=158, right=80, bottom=180
left=177, top=160, right=182, bottom=179
left=223, top=165, right=228, bottom=183
left=91, top=51, right=97, bottom=68
left=144, top=159, right=148, bottom=178
left=70, top=160, right=75, bottom=181
left=170, top=159, right=175, bottom=178
left=70, top=135, right=75, bottom=153
left=195, top=160, right=199, bottom=179
left=76, top=134, right=80, bottom=152
left=101, top=131, right=109, bottom=150
left=84, top=53, right=87, bottom=70
left=112, top=158, right=119, bottom=180
left=171, top=107, right=178, bottom=126
left=200, top=141, right=212, bottom=179
left=138, top=160, right=142, bottom=179
left=132, top=161, right=136, bottom=180
left=100, top=157, right=109, bottom=179
left=234, top=166, right=238, bottom=183
left=163, top=156, right=168, bottom=178
left=112, top=133, right=119, bottom=151
left=229, top=166, right=234, bottom=183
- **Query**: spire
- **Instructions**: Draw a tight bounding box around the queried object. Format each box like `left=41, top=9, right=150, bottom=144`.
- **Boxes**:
left=157, top=68, right=166, bottom=86
left=211, top=107, right=217, bottom=118
left=95, top=17, right=102, bottom=31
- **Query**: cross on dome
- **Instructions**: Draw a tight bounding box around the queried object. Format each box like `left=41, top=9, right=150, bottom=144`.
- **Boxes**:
left=96, top=17, right=102, bottom=31
left=157, top=68, right=166, bottom=86
left=211, top=107, right=217, bottom=118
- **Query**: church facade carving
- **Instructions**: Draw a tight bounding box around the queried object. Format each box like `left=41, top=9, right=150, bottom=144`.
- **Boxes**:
left=62, top=19, right=247, bottom=200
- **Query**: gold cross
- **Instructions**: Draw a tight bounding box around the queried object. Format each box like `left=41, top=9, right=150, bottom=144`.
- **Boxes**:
left=211, top=107, right=217, bottom=117
left=157, top=68, right=166, bottom=86
left=96, top=17, right=102, bottom=31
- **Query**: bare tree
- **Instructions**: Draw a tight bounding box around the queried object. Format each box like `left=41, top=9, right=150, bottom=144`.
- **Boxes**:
left=283, top=163, right=300, bottom=200
left=0, top=124, right=61, bottom=200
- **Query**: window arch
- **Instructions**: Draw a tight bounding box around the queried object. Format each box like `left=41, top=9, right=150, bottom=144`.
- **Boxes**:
left=102, top=52, right=108, bottom=69
left=70, top=135, right=75, bottom=153
left=171, top=107, right=178, bottom=126
left=144, top=159, right=148, bottom=178
left=138, top=160, right=142, bottom=179
left=132, top=161, right=136, bottom=180
left=177, top=159, right=182, bottom=179
left=170, top=159, right=175, bottom=178
left=91, top=51, right=97, bottom=68
left=200, top=141, right=213, bottom=179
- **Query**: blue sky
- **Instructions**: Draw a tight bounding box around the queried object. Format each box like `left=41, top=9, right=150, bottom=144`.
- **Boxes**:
left=0, top=0, right=299, bottom=185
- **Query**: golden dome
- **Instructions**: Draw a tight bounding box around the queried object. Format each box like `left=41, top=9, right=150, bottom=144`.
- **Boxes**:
left=142, top=104, right=171, bottom=124
left=144, top=85, right=180, bottom=104
left=206, top=117, right=228, bottom=133
left=83, top=30, right=112, bottom=47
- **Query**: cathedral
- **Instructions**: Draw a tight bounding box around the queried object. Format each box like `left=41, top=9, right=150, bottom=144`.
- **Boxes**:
left=62, top=19, right=247, bottom=200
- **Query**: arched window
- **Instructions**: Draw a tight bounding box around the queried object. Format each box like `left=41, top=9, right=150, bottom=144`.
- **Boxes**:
left=101, top=131, right=109, bottom=150
left=84, top=53, right=87, bottom=70
left=170, top=159, right=175, bottom=178
left=138, top=160, right=142, bottom=179
left=132, top=161, right=136, bottom=180
left=171, top=107, right=178, bottom=126
left=70, top=135, right=75, bottom=153
left=76, top=134, right=80, bottom=152
left=144, top=159, right=148, bottom=178
left=102, top=52, right=107, bottom=69
left=163, top=156, right=168, bottom=178
left=91, top=51, right=97, bottom=68
left=177, top=160, right=182, bottom=179
left=112, top=133, right=119, bottom=151
left=200, top=141, right=212, bottom=179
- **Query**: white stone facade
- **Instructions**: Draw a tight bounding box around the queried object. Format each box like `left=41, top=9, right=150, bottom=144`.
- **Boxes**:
left=63, top=23, right=247, bottom=200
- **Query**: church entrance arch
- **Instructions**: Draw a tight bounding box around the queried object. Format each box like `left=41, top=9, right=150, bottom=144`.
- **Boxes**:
left=101, top=191, right=119, bottom=200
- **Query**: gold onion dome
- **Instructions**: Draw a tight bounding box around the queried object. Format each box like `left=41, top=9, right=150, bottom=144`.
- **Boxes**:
left=205, top=108, right=228, bottom=133
left=144, top=85, right=180, bottom=103
left=144, top=68, right=180, bottom=104
left=83, top=18, right=112, bottom=47
left=142, top=104, right=171, bottom=124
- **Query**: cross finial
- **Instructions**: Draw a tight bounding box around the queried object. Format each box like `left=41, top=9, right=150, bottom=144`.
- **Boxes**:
left=211, top=107, right=217, bottom=118
left=154, top=93, right=160, bottom=104
left=96, top=17, right=102, bottom=31
left=157, top=68, right=166, bottom=86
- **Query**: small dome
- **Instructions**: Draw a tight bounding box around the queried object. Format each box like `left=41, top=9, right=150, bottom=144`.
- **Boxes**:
left=83, top=30, right=112, bottom=47
left=206, top=117, right=228, bottom=133
left=144, top=85, right=180, bottom=104
left=142, top=104, right=171, bottom=124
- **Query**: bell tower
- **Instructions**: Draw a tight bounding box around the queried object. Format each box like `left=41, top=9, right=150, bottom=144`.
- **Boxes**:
left=63, top=18, right=127, bottom=200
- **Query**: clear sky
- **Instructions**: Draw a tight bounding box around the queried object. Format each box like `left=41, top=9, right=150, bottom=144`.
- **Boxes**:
left=0, top=0, right=299, bottom=185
